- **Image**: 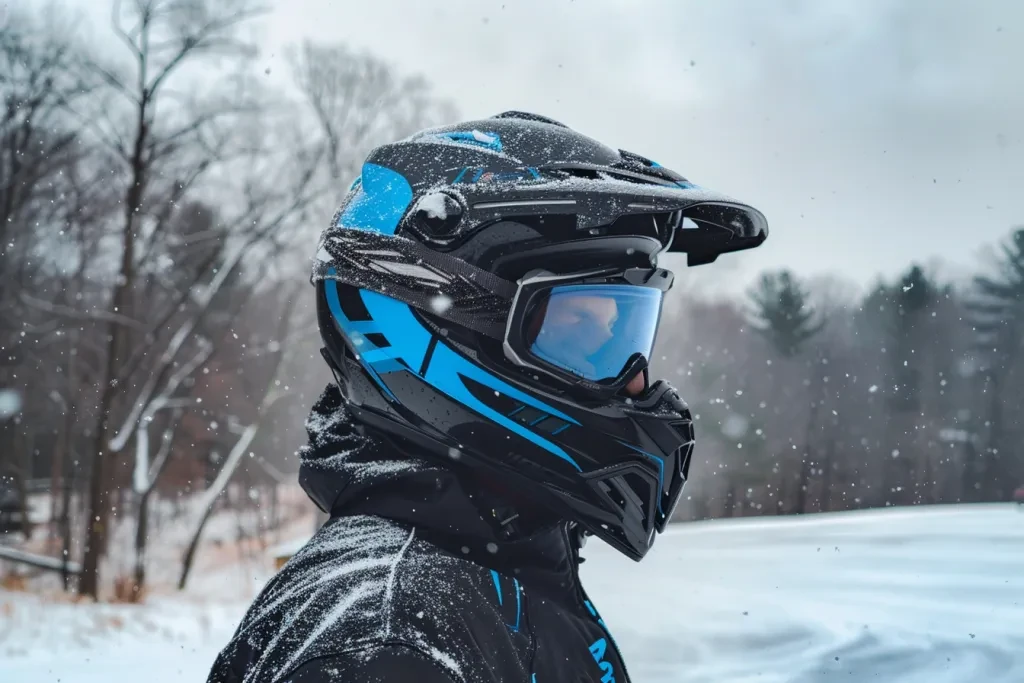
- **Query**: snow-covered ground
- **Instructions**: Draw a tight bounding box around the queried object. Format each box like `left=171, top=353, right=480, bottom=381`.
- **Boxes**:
left=586, top=503, right=1024, bottom=683
left=2, top=503, right=1022, bottom=682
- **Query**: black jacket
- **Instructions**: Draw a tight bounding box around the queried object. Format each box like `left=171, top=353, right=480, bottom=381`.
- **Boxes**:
left=207, top=386, right=631, bottom=683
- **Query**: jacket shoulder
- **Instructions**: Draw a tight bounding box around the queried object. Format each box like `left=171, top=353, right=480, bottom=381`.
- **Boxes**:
left=208, top=515, right=529, bottom=683
left=386, top=537, right=533, bottom=682
left=281, top=644, right=460, bottom=683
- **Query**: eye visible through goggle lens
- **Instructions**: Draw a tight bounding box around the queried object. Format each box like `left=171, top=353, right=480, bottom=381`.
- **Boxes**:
left=526, top=284, right=663, bottom=383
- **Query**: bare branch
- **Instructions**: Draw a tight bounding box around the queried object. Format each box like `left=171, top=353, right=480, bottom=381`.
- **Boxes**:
left=131, top=341, right=209, bottom=491
left=146, top=408, right=183, bottom=487
left=86, top=59, right=139, bottom=105
left=177, top=368, right=293, bottom=589
left=108, top=233, right=261, bottom=452
left=61, top=97, right=132, bottom=162
left=19, top=293, right=147, bottom=331
left=147, top=4, right=269, bottom=97
left=111, top=0, right=145, bottom=63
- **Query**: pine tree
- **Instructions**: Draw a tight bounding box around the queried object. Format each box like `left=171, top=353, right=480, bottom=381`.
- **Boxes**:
left=748, top=270, right=825, bottom=513
left=881, top=265, right=940, bottom=505
left=966, top=228, right=1024, bottom=500
left=888, top=265, right=937, bottom=413
left=748, top=271, right=824, bottom=357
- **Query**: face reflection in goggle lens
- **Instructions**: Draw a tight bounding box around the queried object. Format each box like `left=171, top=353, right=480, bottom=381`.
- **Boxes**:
left=525, top=284, right=663, bottom=383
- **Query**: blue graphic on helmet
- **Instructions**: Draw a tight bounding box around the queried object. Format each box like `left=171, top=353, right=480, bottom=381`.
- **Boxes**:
left=358, top=291, right=433, bottom=371
left=336, top=162, right=413, bottom=235
left=323, top=276, right=399, bottom=403
left=355, top=290, right=582, bottom=471
left=645, top=160, right=698, bottom=189
left=529, top=284, right=663, bottom=382
left=325, top=162, right=582, bottom=470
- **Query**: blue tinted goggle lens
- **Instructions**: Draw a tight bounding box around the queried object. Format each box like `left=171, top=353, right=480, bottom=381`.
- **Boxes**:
left=527, top=284, right=663, bottom=383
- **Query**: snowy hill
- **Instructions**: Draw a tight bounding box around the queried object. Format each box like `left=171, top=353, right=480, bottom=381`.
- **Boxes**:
left=2, top=503, right=1022, bottom=682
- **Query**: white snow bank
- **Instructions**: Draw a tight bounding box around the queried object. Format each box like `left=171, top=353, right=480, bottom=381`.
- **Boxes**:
left=0, top=591, right=253, bottom=682
left=582, top=503, right=1024, bottom=683
left=2, top=504, right=1021, bottom=682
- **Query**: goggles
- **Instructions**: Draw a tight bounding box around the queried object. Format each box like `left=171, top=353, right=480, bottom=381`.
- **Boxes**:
left=314, top=230, right=673, bottom=396
left=504, top=269, right=671, bottom=396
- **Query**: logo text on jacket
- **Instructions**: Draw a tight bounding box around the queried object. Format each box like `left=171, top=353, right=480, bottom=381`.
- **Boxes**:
left=588, top=637, right=616, bottom=683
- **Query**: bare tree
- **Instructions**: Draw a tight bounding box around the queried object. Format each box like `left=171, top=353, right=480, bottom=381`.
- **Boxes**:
left=171, top=44, right=460, bottom=588
left=0, top=7, right=113, bottom=575
left=289, top=40, right=458, bottom=185
left=4, top=3, right=468, bottom=598
left=127, top=351, right=201, bottom=593
left=77, top=0, right=268, bottom=599
left=0, top=4, right=91, bottom=253
left=108, top=111, right=333, bottom=592
left=177, top=289, right=301, bottom=590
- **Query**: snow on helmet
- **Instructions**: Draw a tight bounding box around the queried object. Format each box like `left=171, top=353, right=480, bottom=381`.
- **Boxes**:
left=311, top=111, right=768, bottom=561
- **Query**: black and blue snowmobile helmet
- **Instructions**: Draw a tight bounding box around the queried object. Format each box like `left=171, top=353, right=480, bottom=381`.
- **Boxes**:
left=311, top=111, right=768, bottom=561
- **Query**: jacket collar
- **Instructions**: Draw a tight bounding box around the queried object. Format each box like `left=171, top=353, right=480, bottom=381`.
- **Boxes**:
left=299, top=385, right=583, bottom=599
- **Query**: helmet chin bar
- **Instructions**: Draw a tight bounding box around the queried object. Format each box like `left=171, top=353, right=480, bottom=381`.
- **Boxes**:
left=525, top=372, right=693, bottom=561
left=318, top=275, right=694, bottom=560
left=629, top=377, right=680, bottom=409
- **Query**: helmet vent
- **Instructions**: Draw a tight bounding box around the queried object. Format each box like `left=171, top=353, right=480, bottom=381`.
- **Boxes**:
left=491, top=111, right=569, bottom=128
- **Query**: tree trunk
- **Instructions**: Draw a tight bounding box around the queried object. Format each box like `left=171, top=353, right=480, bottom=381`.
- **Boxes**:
left=50, top=400, right=76, bottom=544
left=178, top=423, right=258, bottom=590
left=16, top=430, right=33, bottom=538
left=796, top=354, right=828, bottom=514
left=177, top=498, right=210, bottom=591
left=913, top=445, right=926, bottom=506
left=78, top=220, right=140, bottom=597
left=79, top=390, right=117, bottom=599
left=133, top=486, right=152, bottom=596
left=730, top=480, right=745, bottom=518
left=794, top=453, right=812, bottom=514
left=57, top=397, right=78, bottom=591
left=269, top=484, right=279, bottom=541
left=820, top=436, right=837, bottom=512
left=78, top=91, right=149, bottom=600
left=984, top=370, right=1005, bottom=500
left=49, top=427, right=65, bottom=538
left=692, top=492, right=710, bottom=522
left=776, top=463, right=790, bottom=515
left=960, top=409, right=983, bottom=503
left=59, top=456, right=75, bottom=592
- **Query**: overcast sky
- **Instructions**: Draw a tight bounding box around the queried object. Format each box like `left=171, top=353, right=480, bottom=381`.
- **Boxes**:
left=56, top=0, right=1024, bottom=295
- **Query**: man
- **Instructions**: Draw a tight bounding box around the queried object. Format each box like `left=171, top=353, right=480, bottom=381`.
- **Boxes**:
left=207, top=111, right=767, bottom=682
